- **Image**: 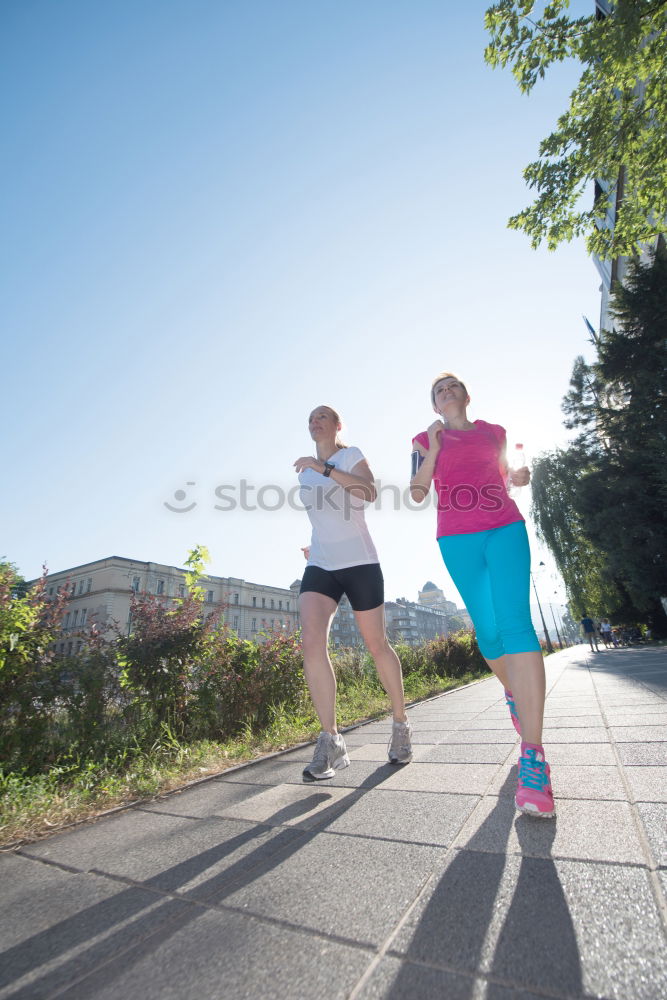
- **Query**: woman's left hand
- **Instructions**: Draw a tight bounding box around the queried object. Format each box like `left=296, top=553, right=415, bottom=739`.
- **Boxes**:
left=294, top=456, right=325, bottom=474
left=510, top=466, right=530, bottom=487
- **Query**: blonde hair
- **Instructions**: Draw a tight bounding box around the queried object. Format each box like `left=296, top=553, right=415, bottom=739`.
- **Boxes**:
left=430, top=371, right=468, bottom=408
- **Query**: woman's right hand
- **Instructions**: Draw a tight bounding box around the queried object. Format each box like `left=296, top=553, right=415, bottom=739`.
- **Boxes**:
left=427, top=419, right=445, bottom=451
left=301, top=546, right=310, bottom=561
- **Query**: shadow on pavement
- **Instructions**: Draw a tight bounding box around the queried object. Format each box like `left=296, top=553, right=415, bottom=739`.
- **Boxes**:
left=384, top=772, right=582, bottom=999
left=5, top=763, right=400, bottom=997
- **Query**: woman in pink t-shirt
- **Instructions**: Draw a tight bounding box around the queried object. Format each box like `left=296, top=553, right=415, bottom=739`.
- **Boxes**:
left=410, top=372, right=554, bottom=818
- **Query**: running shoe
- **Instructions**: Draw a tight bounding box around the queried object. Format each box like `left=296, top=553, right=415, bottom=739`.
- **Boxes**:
left=302, top=731, right=350, bottom=782
left=515, top=746, right=555, bottom=818
left=388, top=719, right=413, bottom=765
left=505, top=690, right=521, bottom=735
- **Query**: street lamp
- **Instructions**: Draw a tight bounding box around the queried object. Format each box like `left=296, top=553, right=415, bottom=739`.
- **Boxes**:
left=531, top=561, right=554, bottom=654
left=549, top=590, right=563, bottom=649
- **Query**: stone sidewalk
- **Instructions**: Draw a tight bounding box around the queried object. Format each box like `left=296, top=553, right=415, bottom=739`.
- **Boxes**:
left=2, top=644, right=666, bottom=999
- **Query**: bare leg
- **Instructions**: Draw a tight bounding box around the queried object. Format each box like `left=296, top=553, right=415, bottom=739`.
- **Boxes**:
left=354, top=605, right=408, bottom=722
left=482, top=653, right=511, bottom=691
left=487, top=649, right=546, bottom=745
left=299, top=591, right=339, bottom=733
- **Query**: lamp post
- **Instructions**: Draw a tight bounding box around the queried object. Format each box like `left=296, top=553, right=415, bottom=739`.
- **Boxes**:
left=549, top=601, right=564, bottom=648
left=531, top=562, right=554, bottom=654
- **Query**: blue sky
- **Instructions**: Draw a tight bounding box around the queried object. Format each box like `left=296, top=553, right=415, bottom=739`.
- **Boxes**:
left=2, top=0, right=599, bottom=617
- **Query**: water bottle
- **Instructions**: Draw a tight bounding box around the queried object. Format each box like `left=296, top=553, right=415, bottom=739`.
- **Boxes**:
left=508, top=443, right=528, bottom=495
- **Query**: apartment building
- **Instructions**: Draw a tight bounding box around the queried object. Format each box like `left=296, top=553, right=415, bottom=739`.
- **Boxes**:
left=41, top=556, right=300, bottom=655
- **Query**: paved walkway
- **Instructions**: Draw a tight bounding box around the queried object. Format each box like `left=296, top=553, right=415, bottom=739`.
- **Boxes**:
left=2, top=644, right=667, bottom=999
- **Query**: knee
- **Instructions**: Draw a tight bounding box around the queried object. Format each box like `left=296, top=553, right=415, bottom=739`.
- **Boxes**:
left=365, top=634, right=391, bottom=660
left=300, top=626, right=327, bottom=658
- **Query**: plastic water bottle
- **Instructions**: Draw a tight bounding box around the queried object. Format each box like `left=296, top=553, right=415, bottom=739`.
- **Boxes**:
left=508, top=443, right=528, bottom=495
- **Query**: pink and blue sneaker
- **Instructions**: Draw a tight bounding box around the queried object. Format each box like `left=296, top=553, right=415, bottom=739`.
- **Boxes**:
left=515, top=745, right=555, bottom=818
left=505, top=689, right=521, bottom=735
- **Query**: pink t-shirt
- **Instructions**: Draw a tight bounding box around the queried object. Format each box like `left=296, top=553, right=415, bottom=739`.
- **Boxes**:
left=412, top=419, right=524, bottom=538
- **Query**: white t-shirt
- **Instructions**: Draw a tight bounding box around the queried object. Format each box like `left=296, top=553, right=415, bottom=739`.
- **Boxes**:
left=298, top=446, right=379, bottom=571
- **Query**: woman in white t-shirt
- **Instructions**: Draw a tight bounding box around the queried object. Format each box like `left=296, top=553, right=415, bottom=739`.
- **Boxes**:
left=294, top=404, right=412, bottom=781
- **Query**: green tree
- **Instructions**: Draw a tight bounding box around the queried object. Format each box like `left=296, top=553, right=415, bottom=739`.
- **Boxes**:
left=484, top=0, right=667, bottom=257
left=530, top=448, right=624, bottom=618
left=0, top=561, right=67, bottom=766
left=531, top=246, right=667, bottom=631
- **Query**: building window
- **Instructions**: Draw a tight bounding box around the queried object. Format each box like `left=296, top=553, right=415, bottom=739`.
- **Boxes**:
left=270, top=599, right=274, bottom=609
left=251, top=618, right=257, bottom=631
left=207, top=590, right=214, bottom=603
left=178, top=584, right=185, bottom=598
left=48, top=586, right=54, bottom=597
left=234, top=593, right=239, bottom=604
left=271, top=619, right=275, bottom=629
left=252, top=596, right=257, bottom=607
left=286, top=601, right=290, bottom=610
left=278, top=600, right=282, bottom=610
left=78, top=580, right=84, bottom=595
left=132, top=576, right=140, bottom=592
left=72, top=609, right=79, bottom=627
left=70, top=583, right=76, bottom=596
left=156, top=579, right=165, bottom=595
left=81, top=609, right=87, bottom=626
left=233, top=615, right=239, bottom=629
left=76, top=641, right=82, bottom=653
left=59, top=642, right=65, bottom=653
left=67, top=642, right=73, bottom=655
left=262, top=598, right=266, bottom=608
left=65, top=612, right=71, bottom=628
left=87, top=577, right=92, bottom=592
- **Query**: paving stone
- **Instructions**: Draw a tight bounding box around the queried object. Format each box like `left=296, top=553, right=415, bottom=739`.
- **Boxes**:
left=487, top=763, right=626, bottom=801
left=537, top=715, right=605, bottom=729
left=21, top=812, right=306, bottom=897
left=418, top=743, right=513, bottom=765
left=324, top=789, right=480, bottom=846
left=354, top=957, right=546, bottom=1000
left=609, top=725, right=667, bottom=742
left=540, top=743, right=617, bottom=765
left=437, top=731, right=519, bottom=745
left=213, top=831, right=445, bottom=946
left=604, top=704, right=667, bottom=717
left=212, top=782, right=359, bottom=830
left=140, top=778, right=273, bottom=817
left=616, top=743, right=667, bottom=765
left=347, top=743, right=433, bottom=763
left=0, top=853, right=192, bottom=1000
left=540, top=727, right=610, bottom=743
left=636, top=802, right=667, bottom=866
left=390, top=852, right=667, bottom=1000
left=452, top=796, right=645, bottom=864
left=50, top=907, right=373, bottom=1000
left=623, top=766, right=667, bottom=803
left=543, top=706, right=607, bottom=718
left=380, top=762, right=502, bottom=795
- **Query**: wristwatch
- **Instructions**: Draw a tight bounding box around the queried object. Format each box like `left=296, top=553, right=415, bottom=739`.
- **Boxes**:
left=322, top=461, right=335, bottom=477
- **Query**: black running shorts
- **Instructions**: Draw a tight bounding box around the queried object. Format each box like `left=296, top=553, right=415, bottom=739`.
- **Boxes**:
left=299, top=563, right=384, bottom=612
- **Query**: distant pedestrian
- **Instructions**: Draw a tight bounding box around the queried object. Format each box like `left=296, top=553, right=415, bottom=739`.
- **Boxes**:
left=580, top=615, right=599, bottom=651
left=410, top=371, right=554, bottom=818
left=295, top=404, right=412, bottom=782
left=599, top=619, right=613, bottom=647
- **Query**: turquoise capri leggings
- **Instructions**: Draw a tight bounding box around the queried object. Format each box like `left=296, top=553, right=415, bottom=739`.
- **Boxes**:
left=438, top=520, right=541, bottom=660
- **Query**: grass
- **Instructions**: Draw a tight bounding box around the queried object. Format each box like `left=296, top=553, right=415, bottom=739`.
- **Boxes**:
left=0, top=668, right=488, bottom=848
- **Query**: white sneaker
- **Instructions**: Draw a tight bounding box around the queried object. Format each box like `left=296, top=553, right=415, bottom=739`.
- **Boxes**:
left=388, top=720, right=413, bottom=765
left=302, top=731, right=350, bottom=781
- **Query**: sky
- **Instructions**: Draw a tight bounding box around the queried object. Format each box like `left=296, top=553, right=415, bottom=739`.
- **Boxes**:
left=2, top=0, right=601, bottom=623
